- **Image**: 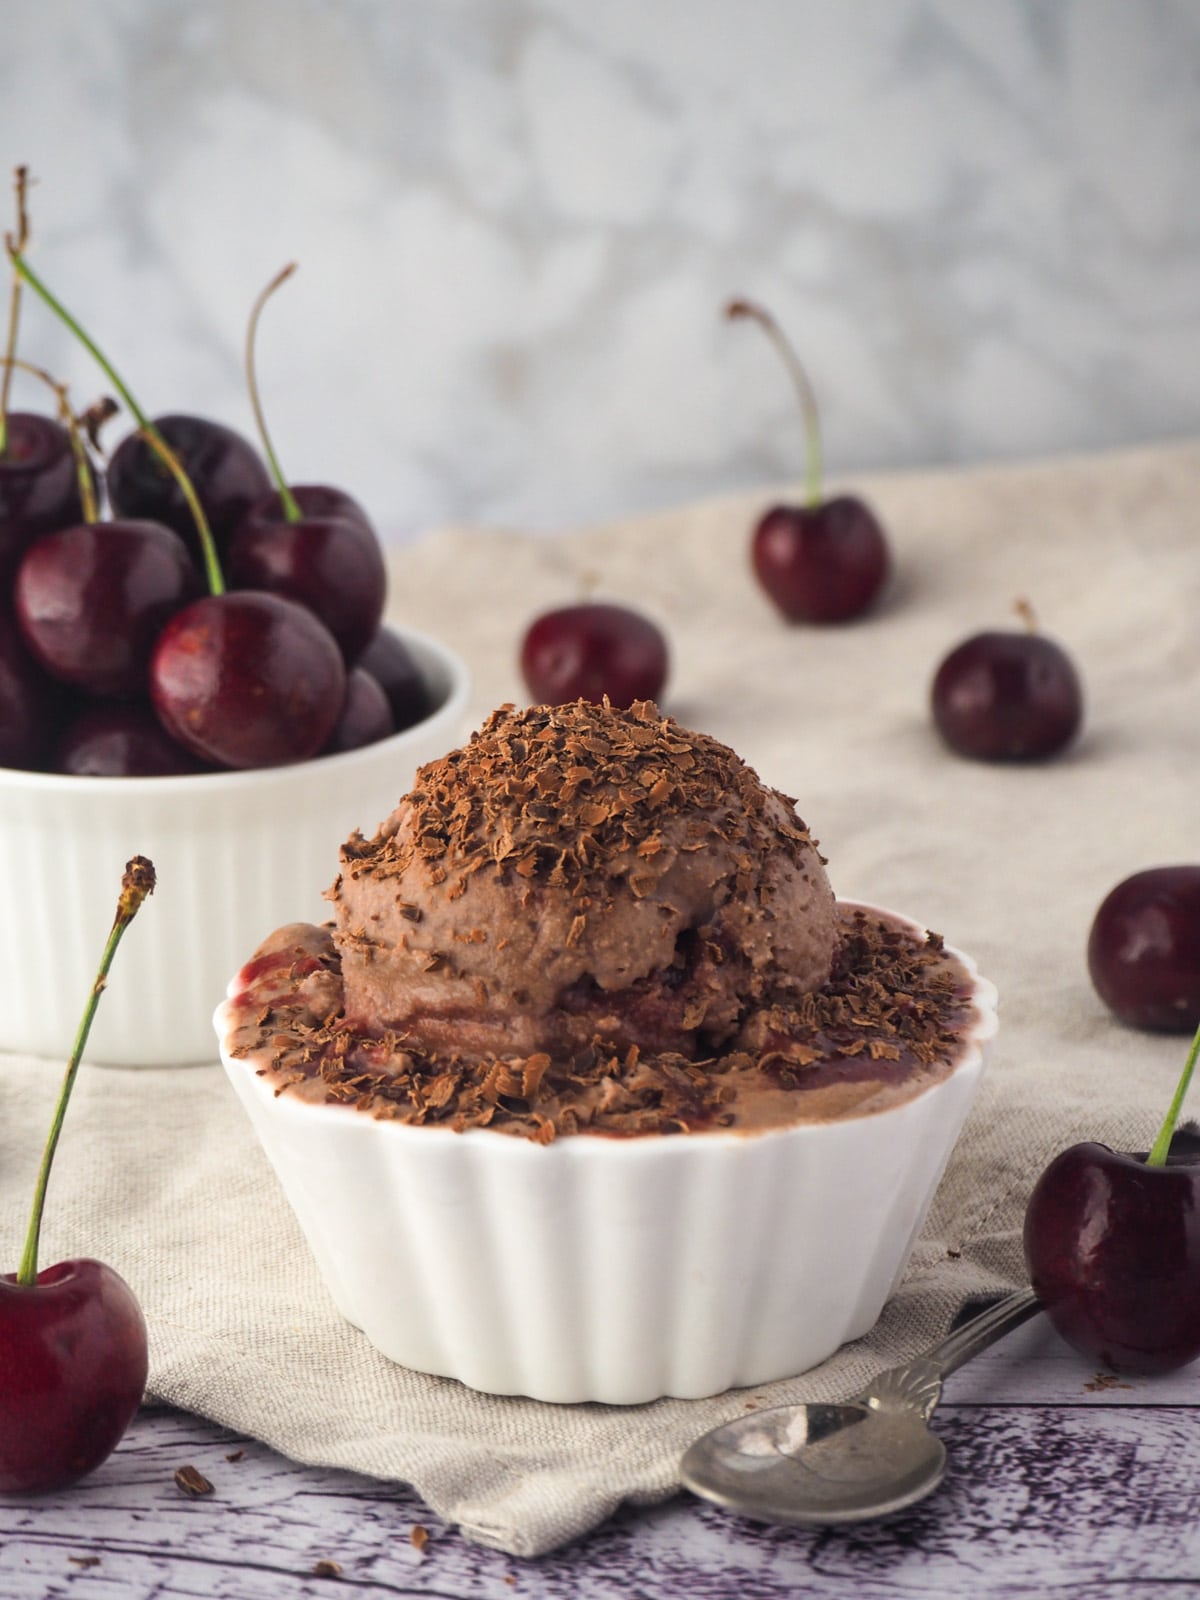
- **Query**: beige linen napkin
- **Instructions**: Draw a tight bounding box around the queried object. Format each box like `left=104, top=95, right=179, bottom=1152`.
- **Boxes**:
left=2, top=439, right=1198, bottom=1557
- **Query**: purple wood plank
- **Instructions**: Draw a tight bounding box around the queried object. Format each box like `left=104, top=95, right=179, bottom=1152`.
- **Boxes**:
left=2, top=1401, right=1200, bottom=1598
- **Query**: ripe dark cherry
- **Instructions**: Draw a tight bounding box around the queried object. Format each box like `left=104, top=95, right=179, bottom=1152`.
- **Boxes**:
left=149, top=592, right=346, bottom=769
left=0, top=610, right=69, bottom=770
left=323, top=668, right=395, bottom=754
left=931, top=630, right=1083, bottom=761
left=357, top=627, right=432, bottom=730
left=0, top=1258, right=149, bottom=1494
left=56, top=702, right=208, bottom=777
left=751, top=497, right=890, bottom=623
left=105, top=414, right=272, bottom=560
left=520, top=602, right=669, bottom=709
left=14, top=520, right=203, bottom=699
left=226, top=502, right=386, bottom=666
left=1024, top=1142, right=1200, bottom=1376
left=0, top=413, right=90, bottom=582
left=1088, top=867, right=1200, bottom=1032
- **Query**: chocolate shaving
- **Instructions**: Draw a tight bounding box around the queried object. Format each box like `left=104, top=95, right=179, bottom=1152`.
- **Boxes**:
left=226, top=907, right=977, bottom=1141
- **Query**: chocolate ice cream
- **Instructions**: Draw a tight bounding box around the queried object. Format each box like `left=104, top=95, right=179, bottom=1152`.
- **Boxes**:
left=221, top=700, right=981, bottom=1140
left=330, top=699, right=838, bottom=1061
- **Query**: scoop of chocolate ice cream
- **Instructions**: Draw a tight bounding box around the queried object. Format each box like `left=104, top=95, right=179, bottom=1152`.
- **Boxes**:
left=329, top=699, right=837, bottom=1061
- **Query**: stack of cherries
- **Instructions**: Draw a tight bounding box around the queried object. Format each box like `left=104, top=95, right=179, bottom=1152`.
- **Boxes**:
left=0, top=259, right=430, bottom=778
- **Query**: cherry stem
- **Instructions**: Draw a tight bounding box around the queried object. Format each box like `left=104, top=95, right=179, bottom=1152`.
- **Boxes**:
left=727, top=298, right=823, bottom=508
left=245, top=262, right=301, bottom=524
left=16, top=857, right=155, bottom=1287
left=1146, top=1017, right=1200, bottom=1168
left=0, top=165, right=31, bottom=458
left=6, top=248, right=226, bottom=595
left=1014, top=597, right=1039, bottom=634
left=0, top=355, right=98, bottom=522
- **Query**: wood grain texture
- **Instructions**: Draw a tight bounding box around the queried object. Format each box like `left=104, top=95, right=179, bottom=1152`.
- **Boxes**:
left=3, top=1394, right=1199, bottom=1599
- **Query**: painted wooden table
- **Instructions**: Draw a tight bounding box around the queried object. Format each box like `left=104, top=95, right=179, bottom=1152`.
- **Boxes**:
left=3, top=1311, right=1198, bottom=1599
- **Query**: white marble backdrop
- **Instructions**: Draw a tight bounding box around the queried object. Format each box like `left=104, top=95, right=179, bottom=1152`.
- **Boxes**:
left=1, top=0, right=1198, bottom=544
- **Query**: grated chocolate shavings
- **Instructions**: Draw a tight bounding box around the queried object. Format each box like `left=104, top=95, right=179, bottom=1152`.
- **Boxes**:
left=334, top=699, right=821, bottom=904
left=226, top=906, right=978, bottom=1141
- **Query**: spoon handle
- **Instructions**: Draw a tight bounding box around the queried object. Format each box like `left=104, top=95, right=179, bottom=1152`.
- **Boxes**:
left=862, top=1288, right=1042, bottom=1419
left=929, top=1286, right=1041, bottom=1379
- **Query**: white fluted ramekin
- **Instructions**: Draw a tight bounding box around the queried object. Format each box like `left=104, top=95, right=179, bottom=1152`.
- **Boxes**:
left=216, top=907, right=996, bottom=1404
left=0, top=628, right=469, bottom=1067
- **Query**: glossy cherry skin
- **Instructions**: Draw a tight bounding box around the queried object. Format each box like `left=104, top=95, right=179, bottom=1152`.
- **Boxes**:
left=931, top=630, right=1083, bottom=761
left=56, top=702, right=209, bottom=777
left=1088, top=867, right=1200, bottom=1032
left=520, top=602, right=669, bottom=709
left=14, top=520, right=202, bottom=699
left=105, top=414, right=271, bottom=561
left=1024, top=1142, right=1200, bottom=1375
left=751, top=495, right=890, bottom=623
left=0, top=413, right=90, bottom=582
left=357, top=627, right=432, bottom=731
left=226, top=507, right=386, bottom=667
left=149, top=592, right=346, bottom=769
left=0, top=1258, right=149, bottom=1493
left=323, top=667, right=395, bottom=754
left=0, top=611, right=69, bottom=770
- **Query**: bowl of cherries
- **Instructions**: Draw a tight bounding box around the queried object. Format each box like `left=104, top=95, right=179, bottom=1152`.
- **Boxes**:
left=0, top=252, right=469, bottom=1067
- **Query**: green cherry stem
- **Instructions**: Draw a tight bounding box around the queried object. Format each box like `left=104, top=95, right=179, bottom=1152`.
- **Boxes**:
left=245, top=262, right=301, bottom=524
left=1146, top=1017, right=1200, bottom=1169
left=6, top=247, right=225, bottom=595
left=0, top=164, right=31, bottom=458
left=726, top=297, right=823, bottom=509
left=16, top=857, right=155, bottom=1287
left=0, top=355, right=98, bottom=522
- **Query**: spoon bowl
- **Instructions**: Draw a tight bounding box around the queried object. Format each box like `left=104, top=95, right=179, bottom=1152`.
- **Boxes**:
left=681, top=1288, right=1039, bottom=1525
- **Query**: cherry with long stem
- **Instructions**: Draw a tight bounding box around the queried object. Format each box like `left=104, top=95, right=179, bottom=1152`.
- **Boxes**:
left=725, top=296, right=890, bottom=625
left=1023, top=1016, right=1200, bottom=1375
left=0, top=859, right=154, bottom=1495
left=6, top=248, right=225, bottom=596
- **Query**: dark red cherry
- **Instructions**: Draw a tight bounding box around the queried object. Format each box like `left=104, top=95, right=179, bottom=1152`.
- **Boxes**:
left=323, top=668, right=395, bottom=754
left=1088, top=867, right=1200, bottom=1032
left=726, top=300, right=891, bottom=624
left=14, top=520, right=202, bottom=698
left=751, top=497, right=890, bottom=623
left=931, top=629, right=1083, bottom=761
left=14, top=521, right=202, bottom=697
left=0, top=1258, right=149, bottom=1494
left=0, top=852, right=153, bottom=1494
left=0, top=608, right=70, bottom=770
left=56, top=701, right=208, bottom=777
left=1024, top=1142, right=1200, bottom=1376
left=105, top=414, right=271, bottom=560
left=520, top=602, right=669, bottom=710
left=149, top=592, right=345, bottom=769
left=226, top=501, right=386, bottom=666
left=0, top=413, right=90, bottom=582
left=357, top=627, right=432, bottom=730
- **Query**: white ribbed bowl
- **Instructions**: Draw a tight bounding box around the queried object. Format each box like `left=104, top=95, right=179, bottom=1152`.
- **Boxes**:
left=0, top=628, right=469, bottom=1067
left=216, top=908, right=997, bottom=1404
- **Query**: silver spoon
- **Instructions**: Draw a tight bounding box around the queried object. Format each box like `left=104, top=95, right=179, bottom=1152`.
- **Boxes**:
left=680, top=1287, right=1041, bottom=1526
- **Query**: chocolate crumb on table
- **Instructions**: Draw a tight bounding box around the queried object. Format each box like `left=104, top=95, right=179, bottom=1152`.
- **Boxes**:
left=173, top=1464, right=214, bottom=1497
